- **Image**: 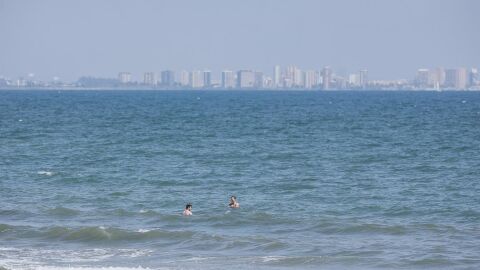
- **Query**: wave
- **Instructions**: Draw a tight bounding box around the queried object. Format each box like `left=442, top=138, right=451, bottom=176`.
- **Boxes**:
left=311, top=222, right=408, bottom=235
left=0, top=246, right=151, bottom=261
left=37, top=170, right=54, bottom=176
left=103, top=208, right=161, bottom=218
left=35, top=267, right=150, bottom=270
left=1, top=223, right=287, bottom=254
left=0, top=209, right=32, bottom=217
left=46, top=206, right=81, bottom=217
left=1, top=223, right=195, bottom=243
left=108, top=191, right=131, bottom=197
left=0, top=224, right=12, bottom=233
left=0, top=246, right=152, bottom=270
left=42, top=226, right=196, bottom=242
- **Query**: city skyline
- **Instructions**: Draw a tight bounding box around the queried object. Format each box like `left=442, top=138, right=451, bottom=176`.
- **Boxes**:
left=2, top=64, right=479, bottom=91
left=1, top=0, right=479, bottom=81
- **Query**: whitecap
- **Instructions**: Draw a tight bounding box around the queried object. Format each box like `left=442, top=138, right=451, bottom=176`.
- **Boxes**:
left=137, top=229, right=151, bottom=233
left=260, top=256, right=285, bottom=262
left=37, top=171, right=54, bottom=176
left=0, top=246, right=153, bottom=268
left=35, top=267, right=151, bottom=270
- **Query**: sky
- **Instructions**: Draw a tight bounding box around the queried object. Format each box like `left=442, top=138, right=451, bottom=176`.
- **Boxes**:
left=0, top=0, right=479, bottom=81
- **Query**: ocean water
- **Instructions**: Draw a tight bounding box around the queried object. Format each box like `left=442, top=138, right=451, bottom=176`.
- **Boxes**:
left=0, top=90, right=479, bottom=270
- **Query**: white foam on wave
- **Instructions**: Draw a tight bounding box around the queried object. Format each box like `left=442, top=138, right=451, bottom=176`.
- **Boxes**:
left=260, top=256, right=285, bottom=262
left=33, top=267, right=151, bottom=270
left=136, top=229, right=151, bottom=233
left=0, top=247, right=153, bottom=270
left=37, top=171, right=54, bottom=176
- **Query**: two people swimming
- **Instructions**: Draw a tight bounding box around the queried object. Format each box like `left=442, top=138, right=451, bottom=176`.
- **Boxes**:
left=183, top=196, right=239, bottom=216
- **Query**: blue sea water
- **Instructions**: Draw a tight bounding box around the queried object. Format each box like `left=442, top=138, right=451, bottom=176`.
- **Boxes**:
left=0, top=90, right=479, bottom=270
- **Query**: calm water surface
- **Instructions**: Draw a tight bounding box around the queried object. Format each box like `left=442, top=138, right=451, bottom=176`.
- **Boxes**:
left=0, top=90, right=479, bottom=270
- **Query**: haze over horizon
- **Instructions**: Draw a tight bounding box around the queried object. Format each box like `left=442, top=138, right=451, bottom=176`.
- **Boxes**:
left=0, top=0, right=478, bottom=81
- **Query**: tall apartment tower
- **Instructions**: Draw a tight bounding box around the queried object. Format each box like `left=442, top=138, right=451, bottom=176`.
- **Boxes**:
left=415, top=69, right=430, bottom=88
left=293, top=67, right=303, bottom=87
left=190, top=71, right=204, bottom=88
left=203, top=70, right=212, bottom=88
left=444, top=69, right=456, bottom=88
left=359, top=69, right=368, bottom=88
left=445, top=68, right=467, bottom=89
left=456, top=68, right=468, bottom=89
left=273, top=65, right=281, bottom=88
left=143, top=72, right=157, bottom=86
left=285, top=66, right=302, bottom=87
left=237, top=70, right=255, bottom=88
left=118, top=72, right=132, bottom=84
left=161, top=70, right=175, bottom=86
left=254, top=71, right=264, bottom=88
left=178, top=71, right=189, bottom=86
left=470, top=68, right=479, bottom=87
left=304, top=70, right=318, bottom=89
left=322, top=67, right=332, bottom=90
left=222, top=70, right=235, bottom=89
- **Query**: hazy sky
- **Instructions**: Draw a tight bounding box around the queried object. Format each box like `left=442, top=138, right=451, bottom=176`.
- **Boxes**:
left=0, top=0, right=478, bottom=81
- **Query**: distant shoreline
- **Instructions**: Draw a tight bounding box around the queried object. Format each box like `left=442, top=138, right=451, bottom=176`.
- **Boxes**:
left=1, top=87, right=479, bottom=92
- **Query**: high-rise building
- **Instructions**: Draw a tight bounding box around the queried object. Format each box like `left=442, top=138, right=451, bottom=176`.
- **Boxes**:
left=143, top=72, right=157, bottom=86
left=415, top=69, right=430, bottom=88
left=434, top=68, right=446, bottom=87
left=335, top=76, right=347, bottom=90
left=254, top=71, right=264, bottom=88
left=284, top=66, right=294, bottom=87
left=348, top=74, right=359, bottom=87
left=428, top=67, right=445, bottom=89
left=118, top=72, right=132, bottom=84
left=444, top=69, right=456, bottom=88
left=294, top=68, right=303, bottom=87
left=237, top=70, right=255, bottom=88
left=264, top=76, right=273, bottom=88
left=469, top=68, right=478, bottom=87
left=190, top=71, right=204, bottom=88
left=304, top=70, right=318, bottom=89
left=321, top=67, right=332, bottom=90
left=273, top=65, right=281, bottom=88
left=221, top=70, right=235, bottom=89
left=359, top=69, right=368, bottom=88
left=203, top=70, right=212, bottom=88
left=285, top=66, right=302, bottom=87
left=445, top=68, right=467, bottom=89
left=179, top=70, right=190, bottom=86
left=161, top=70, right=175, bottom=87
left=456, top=68, right=468, bottom=89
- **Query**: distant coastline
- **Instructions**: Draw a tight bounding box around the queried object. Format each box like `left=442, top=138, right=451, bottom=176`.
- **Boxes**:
left=1, top=87, right=479, bottom=91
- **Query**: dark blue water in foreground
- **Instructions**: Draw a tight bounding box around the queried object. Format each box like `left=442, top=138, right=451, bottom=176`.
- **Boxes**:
left=1, top=90, right=479, bottom=270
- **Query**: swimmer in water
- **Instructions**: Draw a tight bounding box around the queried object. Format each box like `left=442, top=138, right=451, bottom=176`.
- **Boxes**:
left=183, top=203, right=192, bottom=216
left=228, top=196, right=240, bottom=208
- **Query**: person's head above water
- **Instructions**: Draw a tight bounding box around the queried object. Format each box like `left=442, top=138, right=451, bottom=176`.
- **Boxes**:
left=229, top=196, right=239, bottom=208
left=183, top=203, right=193, bottom=216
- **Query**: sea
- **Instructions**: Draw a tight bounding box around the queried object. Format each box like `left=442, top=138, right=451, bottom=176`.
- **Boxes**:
left=0, top=90, right=479, bottom=270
